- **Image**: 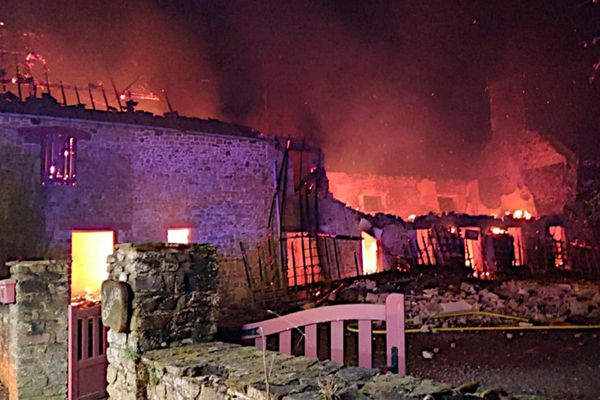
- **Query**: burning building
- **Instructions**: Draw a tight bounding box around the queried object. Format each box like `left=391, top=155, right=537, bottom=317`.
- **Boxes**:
left=0, top=90, right=375, bottom=398
left=328, top=74, right=578, bottom=219
left=0, top=92, right=376, bottom=308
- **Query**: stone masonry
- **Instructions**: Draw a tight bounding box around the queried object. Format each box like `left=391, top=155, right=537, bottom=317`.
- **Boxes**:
left=0, top=110, right=284, bottom=277
left=140, top=342, right=542, bottom=400
left=0, top=260, right=69, bottom=400
left=105, top=243, right=219, bottom=400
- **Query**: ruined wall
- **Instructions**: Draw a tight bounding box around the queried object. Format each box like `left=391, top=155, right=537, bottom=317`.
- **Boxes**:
left=0, top=260, right=69, bottom=400
left=318, top=195, right=363, bottom=278
left=328, top=133, right=576, bottom=218
left=478, top=130, right=575, bottom=216
left=478, top=76, right=577, bottom=216
left=105, top=243, right=219, bottom=400
left=327, top=172, right=481, bottom=218
left=0, top=111, right=282, bottom=288
left=326, top=74, right=577, bottom=219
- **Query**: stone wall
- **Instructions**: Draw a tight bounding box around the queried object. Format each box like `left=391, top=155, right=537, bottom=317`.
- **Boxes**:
left=139, top=342, right=538, bottom=400
left=0, top=111, right=284, bottom=278
left=105, top=243, right=219, bottom=400
left=318, top=194, right=364, bottom=278
left=0, top=260, right=69, bottom=400
left=0, top=111, right=367, bottom=319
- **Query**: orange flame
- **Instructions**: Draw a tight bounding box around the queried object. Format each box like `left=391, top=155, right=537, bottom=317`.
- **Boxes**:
left=361, top=231, right=379, bottom=274
left=509, top=209, right=533, bottom=220
left=71, top=231, right=114, bottom=304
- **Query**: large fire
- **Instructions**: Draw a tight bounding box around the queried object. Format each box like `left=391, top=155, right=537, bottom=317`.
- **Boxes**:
left=71, top=231, right=114, bottom=305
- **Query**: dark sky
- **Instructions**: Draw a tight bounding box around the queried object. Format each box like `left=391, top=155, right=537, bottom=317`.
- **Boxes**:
left=1, top=1, right=599, bottom=177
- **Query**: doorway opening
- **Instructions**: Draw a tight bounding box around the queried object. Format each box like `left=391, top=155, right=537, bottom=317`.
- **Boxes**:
left=71, top=230, right=115, bottom=302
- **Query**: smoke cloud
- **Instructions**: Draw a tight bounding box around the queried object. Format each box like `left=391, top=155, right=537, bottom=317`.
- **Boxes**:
left=1, top=1, right=599, bottom=176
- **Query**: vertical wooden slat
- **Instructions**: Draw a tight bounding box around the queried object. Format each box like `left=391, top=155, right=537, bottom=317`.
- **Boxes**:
left=102, top=321, right=108, bottom=355
left=305, top=324, right=318, bottom=358
left=385, top=294, right=406, bottom=375
left=358, top=320, right=372, bottom=369
left=68, top=305, right=78, bottom=400
left=330, top=320, right=344, bottom=365
left=81, top=317, right=89, bottom=361
left=279, top=330, right=292, bottom=355
left=92, top=316, right=99, bottom=358
left=255, top=336, right=265, bottom=351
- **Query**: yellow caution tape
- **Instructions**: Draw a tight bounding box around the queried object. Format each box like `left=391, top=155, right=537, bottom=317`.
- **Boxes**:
left=345, top=310, right=600, bottom=334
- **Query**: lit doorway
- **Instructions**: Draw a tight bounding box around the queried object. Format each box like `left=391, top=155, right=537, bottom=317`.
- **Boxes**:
left=71, top=231, right=115, bottom=300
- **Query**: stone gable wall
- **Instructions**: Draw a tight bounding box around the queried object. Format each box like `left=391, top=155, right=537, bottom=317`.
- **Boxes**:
left=0, top=112, right=284, bottom=277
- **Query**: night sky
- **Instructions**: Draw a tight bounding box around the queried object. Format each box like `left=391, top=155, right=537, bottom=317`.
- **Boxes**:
left=1, top=1, right=599, bottom=177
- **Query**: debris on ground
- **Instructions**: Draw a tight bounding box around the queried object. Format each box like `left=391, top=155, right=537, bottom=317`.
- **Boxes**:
left=335, top=277, right=600, bottom=328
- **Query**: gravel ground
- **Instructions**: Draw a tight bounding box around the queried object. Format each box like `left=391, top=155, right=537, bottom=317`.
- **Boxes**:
left=406, top=330, right=600, bottom=400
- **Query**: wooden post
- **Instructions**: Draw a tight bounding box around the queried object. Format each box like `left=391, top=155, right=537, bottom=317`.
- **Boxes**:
left=385, top=294, right=406, bottom=375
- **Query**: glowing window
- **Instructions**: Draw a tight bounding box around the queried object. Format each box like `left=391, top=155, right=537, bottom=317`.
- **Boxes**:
left=168, top=228, right=191, bottom=244
left=41, top=133, right=77, bottom=186
left=362, top=195, right=383, bottom=212
left=438, top=196, right=456, bottom=212
left=71, top=231, right=114, bottom=301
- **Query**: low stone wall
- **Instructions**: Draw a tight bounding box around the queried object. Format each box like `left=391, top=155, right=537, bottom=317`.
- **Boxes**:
left=105, top=243, right=219, bottom=400
left=140, top=342, right=541, bottom=400
left=0, top=260, right=69, bottom=400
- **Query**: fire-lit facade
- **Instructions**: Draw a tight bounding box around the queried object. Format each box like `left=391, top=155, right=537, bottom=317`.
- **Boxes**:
left=0, top=98, right=369, bottom=305
left=328, top=75, right=578, bottom=220
left=0, top=73, right=580, bottom=305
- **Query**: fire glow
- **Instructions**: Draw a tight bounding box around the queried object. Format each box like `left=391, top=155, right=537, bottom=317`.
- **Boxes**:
left=70, top=231, right=114, bottom=304
left=507, top=209, right=533, bottom=220
left=361, top=231, right=379, bottom=274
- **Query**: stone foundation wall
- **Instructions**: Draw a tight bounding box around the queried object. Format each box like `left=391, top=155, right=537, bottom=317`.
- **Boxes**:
left=105, top=243, right=219, bottom=400
left=0, top=260, right=69, bottom=400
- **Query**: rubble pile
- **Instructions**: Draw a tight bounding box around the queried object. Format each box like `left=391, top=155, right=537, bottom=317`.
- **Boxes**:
left=335, top=279, right=600, bottom=328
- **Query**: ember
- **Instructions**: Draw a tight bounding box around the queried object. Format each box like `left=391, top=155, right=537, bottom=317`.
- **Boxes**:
left=508, top=209, right=533, bottom=220
left=69, top=288, right=101, bottom=308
